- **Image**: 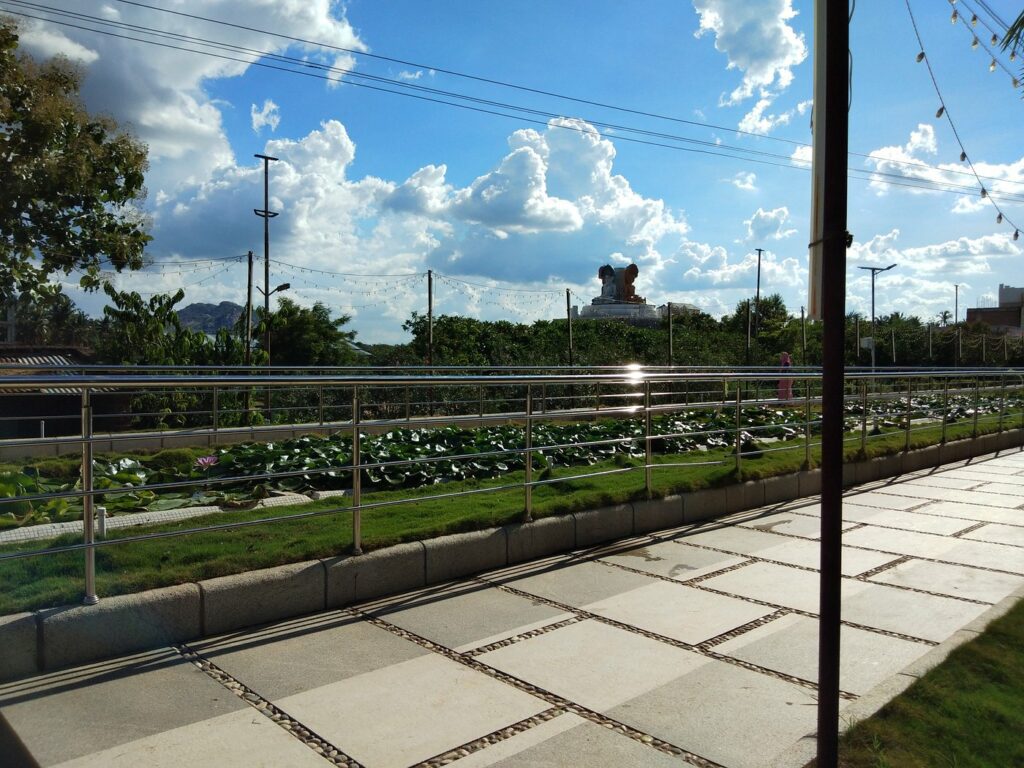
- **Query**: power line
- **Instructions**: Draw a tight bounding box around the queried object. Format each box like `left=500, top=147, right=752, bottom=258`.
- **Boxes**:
left=7, top=0, right=1024, bottom=195
left=905, top=0, right=1021, bottom=240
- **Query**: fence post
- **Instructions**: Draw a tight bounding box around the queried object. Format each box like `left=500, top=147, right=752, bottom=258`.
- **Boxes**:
left=319, top=385, right=325, bottom=425
left=81, top=390, right=98, bottom=605
left=904, top=378, right=913, bottom=453
left=860, top=379, right=868, bottom=455
left=941, top=377, right=949, bottom=444
left=734, top=384, right=742, bottom=474
left=972, top=378, right=980, bottom=438
left=524, top=385, right=533, bottom=522
left=212, top=387, right=219, bottom=437
left=805, top=378, right=812, bottom=467
left=644, top=380, right=653, bottom=497
left=351, top=387, right=362, bottom=555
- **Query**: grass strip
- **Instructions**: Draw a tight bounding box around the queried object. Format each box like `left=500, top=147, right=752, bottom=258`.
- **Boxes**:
left=806, top=596, right=1024, bottom=768
left=0, top=417, right=1018, bottom=615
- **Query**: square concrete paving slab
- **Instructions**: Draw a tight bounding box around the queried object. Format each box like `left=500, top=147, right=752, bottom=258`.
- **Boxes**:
left=908, top=501, right=1023, bottom=526
left=276, top=653, right=548, bottom=768
left=755, top=538, right=899, bottom=576
left=736, top=511, right=856, bottom=539
left=0, top=649, right=245, bottom=767
left=596, top=539, right=747, bottom=582
left=897, top=488, right=1022, bottom=508
left=190, top=611, right=428, bottom=700
left=840, top=525, right=957, bottom=560
left=946, top=464, right=1024, bottom=478
left=839, top=505, right=975, bottom=535
left=452, top=712, right=700, bottom=768
left=960, top=523, right=1024, bottom=548
left=489, top=560, right=657, bottom=609
left=700, top=560, right=862, bottom=613
left=840, top=491, right=928, bottom=511
left=448, top=712, right=698, bottom=768
left=867, top=559, right=1024, bottom=603
left=841, top=581, right=990, bottom=643
left=679, top=524, right=798, bottom=557
left=714, top=613, right=929, bottom=696
left=903, top=475, right=985, bottom=490
left=972, top=480, right=1024, bottom=495
left=935, top=539, right=1024, bottom=574
left=365, top=580, right=571, bottom=652
left=582, top=580, right=773, bottom=645
left=478, top=619, right=708, bottom=712
left=49, top=707, right=328, bottom=768
left=607, top=656, right=819, bottom=768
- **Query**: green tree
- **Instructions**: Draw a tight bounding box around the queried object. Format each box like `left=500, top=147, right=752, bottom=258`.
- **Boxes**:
left=14, top=286, right=95, bottom=347
left=0, top=20, right=149, bottom=301
left=258, top=298, right=358, bottom=366
left=94, top=284, right=210, bottom=365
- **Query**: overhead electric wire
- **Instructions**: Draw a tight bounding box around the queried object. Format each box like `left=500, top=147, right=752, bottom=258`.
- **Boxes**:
left=7, top=0, right=1023, bottom=195
left=905, top=0, right=1021, bottom=238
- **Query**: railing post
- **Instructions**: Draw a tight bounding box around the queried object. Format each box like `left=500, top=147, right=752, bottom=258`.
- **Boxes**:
left=318, top=385, right=325, bottom=425
left=998, top=376, right=1006, bottom=433
left=351, top=386, right=362, bottom=555
left=805, top=378, right=812, bottom=467
left=860, top=379, right=868, bottom=455
left=541, top=384, right=547, bottom=414
left=941, top=377, right=949, bottom=444
left=81, top=390, right=98, bottom=605
left=904, top=378, right=913, bottom=453
left=404, top=386, right=411, bottom=422
left=734, top=384, right=742, bottom=474
left=644, top=380, right=653, bottom=497
left=972, top=378, right=980, bottom=438
left=524, top=385, right=533, bottom=522
left=212, top=386, right=219, bottom=437
left=479, top=385, right=485, bottom=419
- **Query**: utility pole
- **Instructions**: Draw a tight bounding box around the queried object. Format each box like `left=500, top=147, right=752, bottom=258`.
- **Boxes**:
left=753, top=247, right=764, bottom=338
left=427, top=269, right=434, bottom=416
left=744, top=299, right=752, bottom=365
left=801, top=305, right=807, bottom=364
left=954, top=283, right=960, bottom=324
left=253, top=153, right=279, bottom=365
left=812, top=0, right=850, bottom=764
left=244, top=249, right=254, bottom=423
left=891, top=327, right=896, bottom=364
left=857, top=264, right=897, bottom=371
left=565, top=289, right=574, bottom=367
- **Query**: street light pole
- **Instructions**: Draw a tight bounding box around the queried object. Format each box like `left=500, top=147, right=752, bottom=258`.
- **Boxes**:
left=858, top=264, right=897, bottom=371
left=754, top=247, right=764, bottom=338
left=954, top=283, right=959, bottom=324
left=253, top=154, right=279, bottom=365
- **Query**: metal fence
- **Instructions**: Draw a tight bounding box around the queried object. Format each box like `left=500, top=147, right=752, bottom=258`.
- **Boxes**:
left=1, top=366, right=1022, bottom=605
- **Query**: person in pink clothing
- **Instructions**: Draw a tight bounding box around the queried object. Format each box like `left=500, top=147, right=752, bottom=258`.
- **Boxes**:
left=778, top=351, right=793, bottom=401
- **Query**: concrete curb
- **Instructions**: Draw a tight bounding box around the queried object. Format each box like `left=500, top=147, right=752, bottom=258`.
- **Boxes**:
left=2, top=431, right=1021, bottom=682
left=199, top=561, right=325, bottom=636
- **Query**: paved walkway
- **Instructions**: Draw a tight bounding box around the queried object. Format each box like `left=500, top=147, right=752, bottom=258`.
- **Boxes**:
left=2, top=452, right=1023, bottom=768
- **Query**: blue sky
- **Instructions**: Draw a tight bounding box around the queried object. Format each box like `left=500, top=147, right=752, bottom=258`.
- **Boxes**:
left=13, top=0, right=1024, bottom=342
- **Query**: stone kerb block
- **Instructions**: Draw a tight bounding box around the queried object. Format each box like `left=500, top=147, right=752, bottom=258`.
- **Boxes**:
left=324, top=542, right=426, bottom=606
left=0, top=612, right=38, bottom=682
left=573, top=504, right=633, bottom=548
left=940, top=439, right=972, bottom=465
left=842, top=462, right=857, bottom=488
left=875, top=453, right=904, bottom=480
left=903, top=445, right=941, bottom=474
left=39, top=584, right=200, bottom=670
left=506, top=516, right=575, bottom=564
left=726, top=482, right=764, bottom=514
left=682, top=487, right=728, bottom=523
left=762, top=474, right=799, bottom=506
left=798, top=469, right=822, bottom=497
left=200, top=561, right=324, bottom=636
left=633, top=496, right=684, bottom=535
left=424, top=528, right=507, bottom=585
left=853, top=458, right=883, bottom=486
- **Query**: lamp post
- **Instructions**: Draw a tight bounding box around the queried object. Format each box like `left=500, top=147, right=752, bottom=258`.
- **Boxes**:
left=858, top=263, right=897, bottom=371
left=255, top=282, right=289, bottom=422
left=253, top=153, right=279, bottom=364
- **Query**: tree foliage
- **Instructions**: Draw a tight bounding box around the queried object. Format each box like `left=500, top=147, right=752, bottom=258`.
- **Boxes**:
left=0, top=20, right=149, bottom=301
left=257, top=298, right=358, bottom=367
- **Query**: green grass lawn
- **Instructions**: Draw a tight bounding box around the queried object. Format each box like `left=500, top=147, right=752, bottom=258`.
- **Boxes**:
left=0, top=410, right=1018, bottom=615
left=805, top=597, right=1024, bottom=768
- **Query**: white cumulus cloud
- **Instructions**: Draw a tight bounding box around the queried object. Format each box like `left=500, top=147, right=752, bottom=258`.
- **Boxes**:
left=250, top=100, right=281, bottom=133
left=744, top=207, right=797, bottom=242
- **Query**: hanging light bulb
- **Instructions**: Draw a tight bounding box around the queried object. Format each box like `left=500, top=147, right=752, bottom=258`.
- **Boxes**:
left=970, top=13, right=978, bottom=26
left=981, top=187, right=987, bottom=198
left=990, top=58, right=997, bottom=72
left=1011, top=49, right=1017, bottom=62
left=951, top=9, right=958, bottom=23
left=971, top=36, right=979, bottom=49
left=1014, top=77, right=1021, bottom=88
left=960, top=150, right=967, bottom=162
left=997, top=213, right=1003, bottom=224
left=1015, top=230, right=1020, bottom=241
left=916, top=51, right=926, bottom=62
left=936, top=105, right=945, bottom=118
left=991, top=34, right=998, bottom=45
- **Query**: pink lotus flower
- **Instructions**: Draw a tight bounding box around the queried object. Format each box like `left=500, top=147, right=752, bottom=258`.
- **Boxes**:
left=194, top=456, right=219, bottom=471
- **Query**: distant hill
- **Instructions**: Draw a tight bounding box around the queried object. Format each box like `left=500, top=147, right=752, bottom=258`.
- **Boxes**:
left=176, top=301, right=244, bottom=333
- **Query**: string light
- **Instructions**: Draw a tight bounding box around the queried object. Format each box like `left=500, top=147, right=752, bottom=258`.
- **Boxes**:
left=989, top=58, right=996, bottom=72
left=916, top=51, right=925, bottom=62
left=935, top=105, right=945, bottom=118
left=951, top=8, right=958, bottom=23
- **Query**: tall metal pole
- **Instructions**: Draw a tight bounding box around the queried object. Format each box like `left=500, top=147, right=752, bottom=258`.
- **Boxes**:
left=244, top=249, right=254, bottom=422
left=954, top=283, right=959, bottom=324
left=801, top=305, right=807, bottom=364
left=870, top=272, right=876, bottom=370
left=754, top=247, right=764, bottom=338
left=814, top=0, right=849, bottom=763
left=566, top=288, right=574, bottom=367
left=254, top=154, right=278, bottom=423
left=668, top=302, right=674, bottom=367
left=745, top=299, right=752, bottom=364
left=427, top=269, right=434, bottom=416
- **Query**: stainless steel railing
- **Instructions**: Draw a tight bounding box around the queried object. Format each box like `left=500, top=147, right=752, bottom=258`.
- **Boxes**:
left=0, top=367, right=1021, bottom=606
